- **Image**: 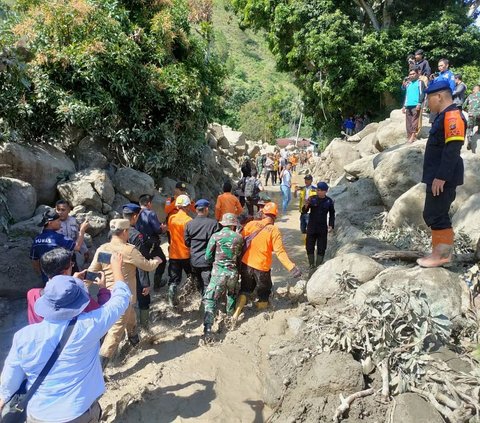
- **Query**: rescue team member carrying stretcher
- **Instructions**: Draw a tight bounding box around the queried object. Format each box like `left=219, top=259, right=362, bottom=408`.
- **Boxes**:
left=417, top=79, right=466, bottom=268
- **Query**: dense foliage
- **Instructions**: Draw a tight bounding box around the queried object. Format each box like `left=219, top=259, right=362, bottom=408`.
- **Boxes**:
left=230, top=0, right=480, bottom=133
left=0, top=0, right=225, bottom=179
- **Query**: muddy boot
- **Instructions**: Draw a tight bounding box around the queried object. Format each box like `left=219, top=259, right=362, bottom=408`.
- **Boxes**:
left=316, top=255, right=324, bottom=267
left=168, top=284, right=178, bottom=307
left=232, top=294, right=247, bottom=321
left=417, top=229, right=454, bottom=268
left=255, top=301, right=269, bottom=310
left=100, top=355, right=110, bottom=371
left=139, top=309, right=149, bottom=329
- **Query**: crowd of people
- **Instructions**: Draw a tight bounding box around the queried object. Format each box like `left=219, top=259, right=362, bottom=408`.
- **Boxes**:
left=341, top=114, right=371, bottom=136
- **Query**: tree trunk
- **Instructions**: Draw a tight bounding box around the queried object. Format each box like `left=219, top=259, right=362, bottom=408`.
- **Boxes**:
left=354, top=0, right=381, bottom=31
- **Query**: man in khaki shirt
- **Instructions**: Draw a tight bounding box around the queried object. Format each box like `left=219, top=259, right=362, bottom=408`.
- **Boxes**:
left=89, top=219, right=162, bottom=367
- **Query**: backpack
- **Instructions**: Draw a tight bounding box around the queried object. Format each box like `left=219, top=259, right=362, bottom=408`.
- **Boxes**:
left=244, top=177, right=257, bottom=199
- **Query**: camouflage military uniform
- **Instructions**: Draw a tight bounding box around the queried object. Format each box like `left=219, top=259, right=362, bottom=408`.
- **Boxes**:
left=203, top=226, right=243, bottom=329
left=464, top=92, right=480, bottom=146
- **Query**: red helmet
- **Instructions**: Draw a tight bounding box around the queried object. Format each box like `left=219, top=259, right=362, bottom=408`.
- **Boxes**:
left=263, top=202, right=278, bottom=217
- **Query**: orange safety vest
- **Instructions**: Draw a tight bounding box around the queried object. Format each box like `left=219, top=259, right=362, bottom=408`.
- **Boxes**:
left=167, top=209, right=192, bottom=259
left=241, top=218, right=295, bottom=272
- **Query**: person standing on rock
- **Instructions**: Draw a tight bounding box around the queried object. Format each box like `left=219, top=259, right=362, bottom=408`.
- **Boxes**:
left=232, top=202, right=301, bottom=319
left=0, top=252, right=130, bottom=423
left=123, top=203, right=152, bottom=328
left=89, top=219, right=162, bottom=368
left=203, top=213, right=243, bottom=338
left=417, top=79, right=466, bottom=268
left=31, top=209, right=90, bottom=285
left=184, top=199, right=219, bottom=297
left=136, top=194, right=167, bottom=290
left=55, top=199, right=90, bottom=271
left=294, top=174, right=316, bottom=239
left=215, top=181, right=243, bottom=221
left=402, top=67, right=426, bottom=144
left=279, top=162, right=293, bottom=215
left=302, top=182, right=335, bottom=273
left=167, top=195, right=193, bottom=306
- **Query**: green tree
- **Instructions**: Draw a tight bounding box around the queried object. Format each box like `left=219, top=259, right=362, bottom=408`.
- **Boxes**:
left=0, top=0, right=225, bottom=180
left=230, top=0, right=480, bottom=135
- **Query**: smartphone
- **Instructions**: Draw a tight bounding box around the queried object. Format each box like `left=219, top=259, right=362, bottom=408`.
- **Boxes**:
left=85, top=271, right=101, bottom=281
left=97, top=252, right=112, bottom=264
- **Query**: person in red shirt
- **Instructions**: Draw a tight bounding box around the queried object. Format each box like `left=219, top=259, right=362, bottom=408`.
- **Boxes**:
left=167, top=194, right=193, bottom=306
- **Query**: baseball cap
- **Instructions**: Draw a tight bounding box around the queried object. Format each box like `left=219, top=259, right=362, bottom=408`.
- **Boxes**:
left=122, top=203, right=141, bottom=214
left=304, top=175, right=313, bottom=181
left=175, top=181, right=187, bottom=191
left=195, top=199, right=210, bottom=208
left=316, top=182, right=329, bottom=191
left=425, top=79, right=451, bottom=95
left=38, top=209, right=60, bottom=227
left=110, top=219, right=130, bottom=230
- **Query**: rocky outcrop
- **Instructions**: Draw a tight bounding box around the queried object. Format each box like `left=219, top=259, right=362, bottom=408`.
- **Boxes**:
left=0, top=142, right=75, bottom=204
left=113, top=167, right=155, bottom=202
left=387, top=183, right=427, bottom=229
left=0, top=177, right=37, bottom=222
left=73, top=136, right=109, bottom=170
left=452, top=193, right=480, bottom=249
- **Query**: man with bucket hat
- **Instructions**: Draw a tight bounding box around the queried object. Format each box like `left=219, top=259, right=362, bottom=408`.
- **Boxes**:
left=0, top=253, right=131, bottom=423
left=203, top=213, right=243, bottom=338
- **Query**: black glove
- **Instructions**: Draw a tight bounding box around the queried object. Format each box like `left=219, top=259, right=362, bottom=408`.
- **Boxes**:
left=290, top=266, right=302, bottom=278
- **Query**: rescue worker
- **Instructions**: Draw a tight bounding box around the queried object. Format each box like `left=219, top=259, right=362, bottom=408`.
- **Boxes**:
left=164, top=181, right=196, bottom=218
left=294, top=174, right=316, bottom=237
left=123, top=203, right=151, bottom=328
left=203, top=213, right=243, bottom=338
left=302, top=182, right=335, bottom=274
left=464, top=85, right=480, bottom=151
left=417, top=79, right=466, bottom=268
left=136, top=194, right=167, bottom=290
left=215, top=181, right=243, bottom=221
left=254, top=193, right=272, bottom=220
left=167, top=195, right=193, bottom=306
left=89, top=219, right=162, bottom=368
left=233, top=202, right=301, bottom=320
left=184, top=199, right=219, bottom=297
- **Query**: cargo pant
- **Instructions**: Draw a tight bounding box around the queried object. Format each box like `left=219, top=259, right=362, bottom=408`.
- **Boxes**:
left=203, top=271, right=239, bottom=328
left=100, top=304, right=137, bottom=358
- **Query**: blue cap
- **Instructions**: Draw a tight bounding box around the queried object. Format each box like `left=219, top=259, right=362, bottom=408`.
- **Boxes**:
left=425, top=79, right=451, bottom=94
left=122, top=203, right=141, bottom=213
left=316, top=182, right=329, bottom=191
left=195, top=199, right=210, bottom=208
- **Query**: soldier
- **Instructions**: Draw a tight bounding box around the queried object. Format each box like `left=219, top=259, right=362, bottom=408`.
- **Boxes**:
left=464, top=85, right=480, bottom=151
left=203, top=213, right=243, bottom=338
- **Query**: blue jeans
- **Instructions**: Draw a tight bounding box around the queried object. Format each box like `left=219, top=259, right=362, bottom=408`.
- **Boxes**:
left=280, top=185, right=291, bottom=213
left=300, top=213, right=309, bottom=234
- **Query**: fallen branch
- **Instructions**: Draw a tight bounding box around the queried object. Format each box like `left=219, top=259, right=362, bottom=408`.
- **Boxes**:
left=372, top=251, right=474, bottom=263
left=333, top=388, right=374, bottom=422
left=379, top=360, right=390, bottom=402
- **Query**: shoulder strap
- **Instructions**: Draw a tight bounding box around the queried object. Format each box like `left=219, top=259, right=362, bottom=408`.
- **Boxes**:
left=243, top=223, right=272, bottom=254
left=17, top=317, right=77, bottom=411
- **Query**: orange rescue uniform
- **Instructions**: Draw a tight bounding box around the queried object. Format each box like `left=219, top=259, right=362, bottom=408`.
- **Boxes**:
left=241, top=218, right=295, bottom=272
left=165, top=195, right=196, bottom=217
left=167, top=209, right=192, bottom=259
left=215, top=192, right=243, bottom=221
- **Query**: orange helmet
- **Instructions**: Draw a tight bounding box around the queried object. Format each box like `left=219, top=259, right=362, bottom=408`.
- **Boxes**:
left=263, top=202, right=278, bottom=217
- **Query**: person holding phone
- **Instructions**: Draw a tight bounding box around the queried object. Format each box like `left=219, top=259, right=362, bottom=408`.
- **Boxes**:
left=88, top=219, right=162, bottom=369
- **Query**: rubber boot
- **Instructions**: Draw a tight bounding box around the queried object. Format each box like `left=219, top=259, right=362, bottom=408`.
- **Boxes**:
left=128, top=334, right=140, bottom=346
left=255, top=301, right=269, bottom=310
left=168, top=284, right=177, bottom=307
left=232, top=294, right=247, bottom=320
left=307, top=254, right=315, bottom=269
left=139, top=309, right=149, bottom=329
left=316, top=255, right=324, bottom=267
left=417, top=229, right=454, bottom=268
left=100, top=355, right=110, bottom=371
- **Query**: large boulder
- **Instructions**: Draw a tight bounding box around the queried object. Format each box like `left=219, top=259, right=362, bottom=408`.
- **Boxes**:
left=452, top=193, right=480, bottom=248
left=223, top=127, right=246, bottom=156
left=391, top=393, right=444, bottom=423
left=336, top=237, right=398, bottom=257
left=323, top=216, right=366, bottom=260
left=343, top=155, right=377, bottom=179
left=356, top=133, right=377, bottom=157
left=113, top=167, right=155, bottom=202
left=307, top=253, right=384, bottom=306
left=73, top=211, right=108, bottom=237
left=354, top=266, right=470, bottom=320
left=375, top=120, right=406, bottom=151
left=73, top=136, right=108, bottom=170
left=246, top=140, right=260, bottom=158
left=453, top=153, right=480, bottom=213
left=0, top=142, right=75, bottom=204
left=0, top=234, right=42, bottom=298
left=311, top=139, right=361, bottom=183
left=373, top=144, right=424, bottom=208
left=387, top=183, right=427, bottom=229
left=347, top=122, right=379, bottom=142
left=0, top=177, right=37, bottom=222
left=57, top=169, right=115, bottom=213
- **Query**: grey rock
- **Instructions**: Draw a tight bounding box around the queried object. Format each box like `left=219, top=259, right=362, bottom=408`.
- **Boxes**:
left=387, top=183, right=427, bottom=229
left=452, top=192, right=480, bottom=249
left=287, top=317, right=306, bottom=336
left=0, top=177, right=37, bottom=222
left=74, top=136, right=108, bottom=170
left=113, top=167, right=155, bottom=202
left=391, top=393, right=444, bottom=423
left=74, top=211, right=108, bottom=237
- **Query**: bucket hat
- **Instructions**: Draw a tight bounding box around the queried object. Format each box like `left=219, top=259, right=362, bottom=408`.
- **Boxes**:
left=220, top=213, right=239, bottom=227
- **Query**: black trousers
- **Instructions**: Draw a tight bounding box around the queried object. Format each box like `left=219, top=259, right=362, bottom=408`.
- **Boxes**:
left=136, top=277, right=151, bottom=310
left=146, top=241, right=167, bottom=286
left=168, top=259, right=192, bottom=286
left=306, top=227, right=328, bottom=256
left=423, top=186, right=456, bottom=230
left=191, top=266, right=212, bottom=295
left=239, top=262, right=272, bottom=302
left=245, top=199, right=258, bottom=216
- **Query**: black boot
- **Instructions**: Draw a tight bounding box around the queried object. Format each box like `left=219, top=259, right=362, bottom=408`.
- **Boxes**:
left=168, top=284, right=178, bottom=307
left=307, top=254, right=315, bottom=269
left=316, top=255, right=324, bottom=266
